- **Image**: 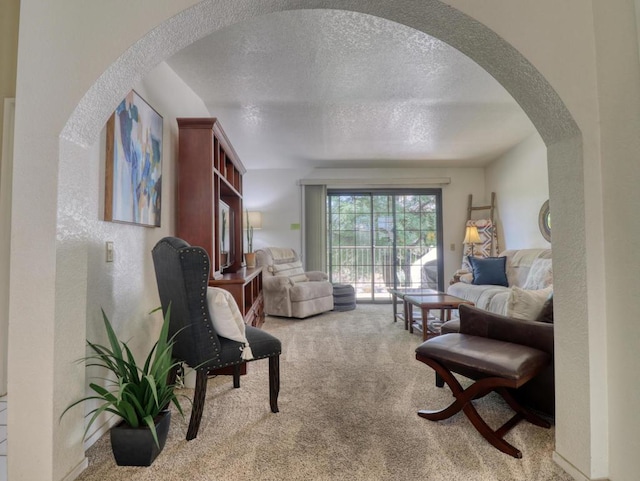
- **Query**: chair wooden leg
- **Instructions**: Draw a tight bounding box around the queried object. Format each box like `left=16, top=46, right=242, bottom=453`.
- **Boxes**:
left=233, top=364, right=242, bottom=388
left=269, top=354, right=280, bottom=413
left=186, top=368, right=208, bottom=441
left=167, top=364, right=179, bottom=386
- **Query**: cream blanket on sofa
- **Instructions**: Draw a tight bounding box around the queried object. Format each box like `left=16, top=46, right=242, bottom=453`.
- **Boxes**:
left=447, top=248, right=552, bottom=319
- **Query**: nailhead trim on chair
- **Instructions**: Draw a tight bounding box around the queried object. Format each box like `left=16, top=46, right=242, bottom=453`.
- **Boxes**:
left=218, top=352, right=281, bottom=367
left=198, top=252, right=221, bottom=355
left=175, top=242, right=283, bottom=367
left=177, top=245, right=222, bottom=359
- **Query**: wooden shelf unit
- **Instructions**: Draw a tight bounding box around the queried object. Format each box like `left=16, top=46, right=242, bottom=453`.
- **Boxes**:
left=210, top=267, right=265, bottom=328
left=177, top=118, right=263, bottom=326
left=177, top=117, right=244, bottom=277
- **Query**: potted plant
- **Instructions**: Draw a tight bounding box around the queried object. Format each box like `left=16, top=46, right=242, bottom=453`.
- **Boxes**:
left=62, top=307, right=185, bottom=466
left=245, top=208, right=256, bottom=268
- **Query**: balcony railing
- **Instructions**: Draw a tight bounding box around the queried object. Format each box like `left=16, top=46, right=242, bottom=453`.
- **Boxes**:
left=328, top=245, right=438, bottom=301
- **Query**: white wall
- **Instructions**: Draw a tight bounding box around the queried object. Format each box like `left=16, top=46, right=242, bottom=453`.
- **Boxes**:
left=592, top=3, right=640, bottom=480
left=447, top=4, right=607, bottom=478
left=245, top=166, right=487, bottom=283
left=48, top=61, right=209, bottom=476
left=244, top=168, right=312, bottom=254
left=485, top=133, right=549, bottom=250
left=246, top=142, right=550, bottom=283
left=67, top=62, right=209, bottom=446
left=11, top=1, right=636, bottom=480
left=0, top=99, right=14, bottom=396
left=0, top=0, right=18, bottom=156
left=0, top=0, right=19, bottom=399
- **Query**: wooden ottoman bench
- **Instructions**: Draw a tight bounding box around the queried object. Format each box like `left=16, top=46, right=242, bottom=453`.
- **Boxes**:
left=415, top=333, right=551, bottom=458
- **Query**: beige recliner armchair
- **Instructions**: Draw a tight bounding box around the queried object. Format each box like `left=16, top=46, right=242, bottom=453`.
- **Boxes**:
left=256, top=247, right=334, bottom=318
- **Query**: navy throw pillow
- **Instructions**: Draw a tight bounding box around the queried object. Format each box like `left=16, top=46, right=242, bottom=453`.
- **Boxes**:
left=468, top=256, right=508, bottom=287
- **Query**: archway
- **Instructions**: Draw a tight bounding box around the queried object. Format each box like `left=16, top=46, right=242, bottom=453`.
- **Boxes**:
left=14, top=1, right=598, bottom=480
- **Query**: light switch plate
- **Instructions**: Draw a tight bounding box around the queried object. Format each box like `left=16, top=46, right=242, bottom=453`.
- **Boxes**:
left=106, top=241, right=114, bottom=262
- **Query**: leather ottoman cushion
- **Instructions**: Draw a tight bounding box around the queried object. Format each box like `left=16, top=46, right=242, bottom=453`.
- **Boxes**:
left=416, top=333, right=549, bottom=384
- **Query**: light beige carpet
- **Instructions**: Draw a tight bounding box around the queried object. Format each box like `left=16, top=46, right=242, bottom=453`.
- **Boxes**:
left=77, top=304, right=572, bottom=481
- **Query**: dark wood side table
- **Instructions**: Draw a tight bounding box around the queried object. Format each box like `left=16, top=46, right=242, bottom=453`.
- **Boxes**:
left=403, top=294, right=474, bottom=341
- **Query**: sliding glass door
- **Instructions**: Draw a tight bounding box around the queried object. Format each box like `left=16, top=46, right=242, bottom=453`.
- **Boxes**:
left=327, top=190, right=443, bottom=302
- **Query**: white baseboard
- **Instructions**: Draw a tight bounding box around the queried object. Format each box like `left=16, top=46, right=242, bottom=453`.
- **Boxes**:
left=58, top=415, right=118, bottom=480
left=553, top=451, right=610, bottom=481
left=61, top=456, right=88, bottom=481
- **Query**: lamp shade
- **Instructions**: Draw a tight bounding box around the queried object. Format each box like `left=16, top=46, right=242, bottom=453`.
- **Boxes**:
left=247, top=211, right=263, bottom=230
left=463, top=225, right=481, bottom=244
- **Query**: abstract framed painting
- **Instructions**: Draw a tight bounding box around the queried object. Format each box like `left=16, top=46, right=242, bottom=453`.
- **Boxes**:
left=105, top=90, right=163, bottom=227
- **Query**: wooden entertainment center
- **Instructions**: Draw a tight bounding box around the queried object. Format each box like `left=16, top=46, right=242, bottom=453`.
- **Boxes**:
left=176, top=117, right=264, bottom=327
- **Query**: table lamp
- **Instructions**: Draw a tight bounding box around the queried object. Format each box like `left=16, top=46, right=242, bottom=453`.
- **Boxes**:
left=463, top=225, right=481, bottom=257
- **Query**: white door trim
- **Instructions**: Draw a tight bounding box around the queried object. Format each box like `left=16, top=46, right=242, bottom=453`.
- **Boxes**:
left=0, top=98, right=15, bottom=395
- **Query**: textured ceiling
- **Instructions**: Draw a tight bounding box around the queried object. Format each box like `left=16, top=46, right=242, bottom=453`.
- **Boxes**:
left=166, top=9, right=537, bottom=170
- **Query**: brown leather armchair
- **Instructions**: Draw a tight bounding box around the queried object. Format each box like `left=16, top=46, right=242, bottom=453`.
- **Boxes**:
left=441, top=303, right=554, bottom=417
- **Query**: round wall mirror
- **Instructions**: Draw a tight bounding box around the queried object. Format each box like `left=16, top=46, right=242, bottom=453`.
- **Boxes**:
left=538, top=200, right=551, bottom=242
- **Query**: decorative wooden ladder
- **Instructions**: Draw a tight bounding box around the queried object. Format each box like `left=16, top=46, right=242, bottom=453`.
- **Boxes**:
left=465, top=192, right=499, bottom=257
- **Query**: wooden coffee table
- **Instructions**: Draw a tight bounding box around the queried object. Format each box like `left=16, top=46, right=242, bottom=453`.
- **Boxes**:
left=387, top=287, right=441, bottom=330
left=403, top=293, right=474, bottom=341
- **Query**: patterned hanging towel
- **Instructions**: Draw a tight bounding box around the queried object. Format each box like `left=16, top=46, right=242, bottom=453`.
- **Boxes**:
left=461, top=219, right=497, bottom=271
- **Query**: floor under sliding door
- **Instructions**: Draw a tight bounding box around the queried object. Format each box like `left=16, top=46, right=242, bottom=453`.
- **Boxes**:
left=327, top=190, right=443, bottom=302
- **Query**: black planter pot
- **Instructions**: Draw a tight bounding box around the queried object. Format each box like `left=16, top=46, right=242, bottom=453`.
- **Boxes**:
left=110, top=410, right=171, bottom=466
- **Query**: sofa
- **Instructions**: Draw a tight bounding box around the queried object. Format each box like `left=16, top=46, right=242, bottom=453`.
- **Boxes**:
left=256, top=247, right=334, bottom=318
left=447, top=248, right=553, bottom=318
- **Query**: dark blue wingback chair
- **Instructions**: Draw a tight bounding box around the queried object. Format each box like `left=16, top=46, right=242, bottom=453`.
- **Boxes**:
left=152, top=236, right=281, bottom=440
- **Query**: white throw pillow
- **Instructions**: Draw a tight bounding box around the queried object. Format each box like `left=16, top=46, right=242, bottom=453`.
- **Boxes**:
left=522, top=258, right=553, bottom=290
left=506, top=285, right=553, bottom=321
left=459, top=273, right=474, bottom=284
left=206, top=287, right=253, bottom=360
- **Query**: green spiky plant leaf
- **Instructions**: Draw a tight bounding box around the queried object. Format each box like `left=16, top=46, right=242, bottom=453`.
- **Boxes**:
left=61, top=305, right=186, bottom=448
